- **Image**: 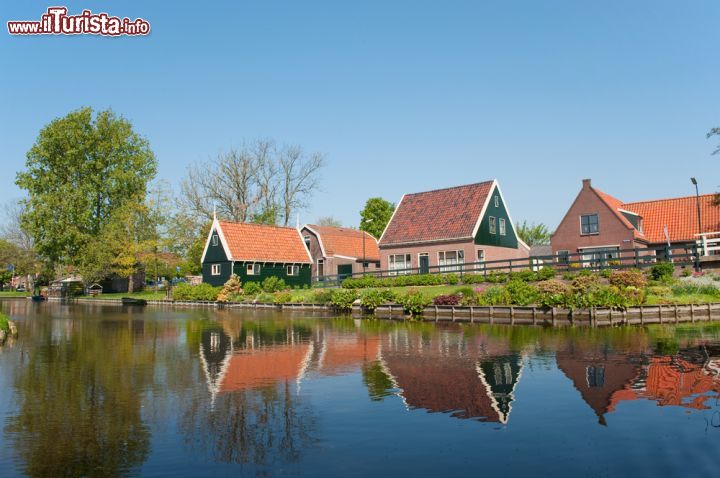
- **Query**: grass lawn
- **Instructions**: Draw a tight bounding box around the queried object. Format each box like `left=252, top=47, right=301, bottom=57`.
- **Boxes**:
left=0, top=291, right=31, bottom=298
left=290, top=284, right=470, bottom=300
left=645, top=293, right=720, bottom=305
left=82, top=291, right=168, bottom=301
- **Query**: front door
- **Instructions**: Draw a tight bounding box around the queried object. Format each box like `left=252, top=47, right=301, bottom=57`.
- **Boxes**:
left=419, top=254, right=429, bottom=274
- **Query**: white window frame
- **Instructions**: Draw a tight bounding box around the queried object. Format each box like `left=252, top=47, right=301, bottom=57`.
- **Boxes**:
left=211, top=264, right=221, bottom=276
left=494, top=196, right=499, bottom=208
left=499, top=218, right=506, bottom=236
left=389, top=253, right=412, bottom=275
left=246, top=263, right=261, bottom=275
left=212, top=234, right=218, bottom=246
left=489, top=216, right=497, bottom=235
left=438, top=250, right=465, bottom=272
left=287, top=265, right=300, bottom=276
left=477, top=249, right=485, bottom=262
left=580, top=214, right=599, bottom=235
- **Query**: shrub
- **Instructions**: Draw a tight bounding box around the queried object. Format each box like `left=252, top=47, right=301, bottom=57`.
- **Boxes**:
left=479, top=286, right=511, bottom=306
left=310, top=289, right=335, bottom=304
left=397, top=290, right=432, bottom=317
left=262, top=276, right=287, bottom=293
left=505, top=280, right=539, bottom=306
left=537, top=279, right=572, bottom=308
left=360, top=289, right=395, bottom=311
left=342, top=276, right=379, bottom=289
left=217, top=274, right=243, bottom=303
left=243, top=281, right=262, bottom=296
left=486, top=271, right=508, bottom=283
left=647, top=285, right=672, bottom=297
left=562, top=271, right=577, bottom=281
left=331, top=289, right=359, bottom=310
left=432, top=294, right=462, bottom=306
left=538, top=267, right=556, bottom=280
left=442, top=273, right=460, bottom=285
left=600, top=269, right=613, bottom=279
left=650, top=262, right=675, bottom=282
left=256, top=292, right=274, bottom=303
left=273, top=291, right=293, bottom=303
left=609, top=269, right=647, bottom=289
left=173, top=283, right=220, bottom=301
left=570, top=274, right=601, bottom=294
left=461, top=274, right=485, bottom=285
left=681, top=268, right=692, bottom=277
left=509, top=270, right=538, bottom=282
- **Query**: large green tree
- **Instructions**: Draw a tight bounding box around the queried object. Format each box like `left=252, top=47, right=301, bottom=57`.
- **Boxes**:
left=516, top=221, right=552, bottom=247
left=15, top=107, right=157, bottom=268
left=359, top=198, right=395, bottom=239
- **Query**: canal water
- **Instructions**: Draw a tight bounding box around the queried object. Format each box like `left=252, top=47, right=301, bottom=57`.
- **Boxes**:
left=1, top=301, right=719, bottom=477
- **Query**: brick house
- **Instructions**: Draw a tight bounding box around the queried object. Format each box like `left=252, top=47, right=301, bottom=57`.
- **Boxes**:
left=201, top=218, right=312, bottom=287
left=551, top=179, right=720, bottom=264
left=378, top=180, right=530, bottom=273
left=300, top=224, right=380, bottom=279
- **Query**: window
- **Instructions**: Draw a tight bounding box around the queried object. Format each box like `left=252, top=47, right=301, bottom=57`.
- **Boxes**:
left=556, top=250, right=570, bottom=265
left=317, top=259, right=324, bottom=277
left=246, top=263, right=261, bottom=275
left=389, top=254, right=412, bottom=275
left=287, top=265, right=300, bottom=276
left=499, top=218, right=506, bottom=236
left=438, top=250, right=465, bottom=272
left=211, top=264, right=221, bottom=276
left=586, top=366, right=605, bottom=387
left=477, top=249, right=485, bottom=262
left=580, top=247, right=619, bottom=269
left=494, top=196, right=499, bottom=208
left=580, top=214, right=599, bottom=235
left=212, top=234, right=218, bottom=246
left=489, top=216, right=497, bottom=234
left=303, top=236, right=311, bottom=249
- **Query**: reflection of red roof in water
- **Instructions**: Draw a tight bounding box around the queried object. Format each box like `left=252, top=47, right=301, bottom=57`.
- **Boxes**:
left=320, top=336, right=381, bottom=375
left=219, top=344, right=311, bottom=392
left=639, top=356, right=720, bottom=410
left=555, top=350, right=642, bottom=420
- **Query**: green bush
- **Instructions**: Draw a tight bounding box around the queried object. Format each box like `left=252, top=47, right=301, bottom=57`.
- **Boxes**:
left=571, top=274, right=601, bottom=294
left=538, top=267, right=556, bottom=280
left=647, top=285, right=672, bottom=297
left=262, top=276, right=287, bottom=293
left=331, top=289, right=359, bottom=310
left=537, top=279, right=573, bottom=308
left=397, top=290, right=432, bottom=317
left=360, top=289, right=395, bottom=311
left=443, top=273, right=460, bottom=285
left=460, top=274, right=485, bottom=284
left=608, top=269, right=647, bottom=289
left=681, top=268, right=693, bottom=277
left=479, top=286, right=512, bottom=306
left=342, top=276, right=379, bottom=289
left=505, top=280, right=539, bottom=306
left=600, top=269, right=613, bottom=279
left=486, top=271, right=508, bottom=284
left=650, top=262, right=675, bottom=282
left=243, top=281, right=262, bottom=296
left=273, top=291, right=293, bottom=303
left=217, top=274, right=243, bottom=303
left=311, top=289, right=335, bottom=303
left=173, top=283, right=220, bottom=301
left=256, top=292, right=274, bottom=303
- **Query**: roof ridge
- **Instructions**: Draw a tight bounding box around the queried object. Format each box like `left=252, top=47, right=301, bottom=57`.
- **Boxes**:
left=404, top=179, right=495, bottom=197
left=623, top=193, right=717, bottom=205
left=219, top=220, right=298, bottom=230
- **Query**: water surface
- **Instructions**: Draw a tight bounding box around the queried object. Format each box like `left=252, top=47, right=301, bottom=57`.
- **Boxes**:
left=1, top=301, right=719, bottom=477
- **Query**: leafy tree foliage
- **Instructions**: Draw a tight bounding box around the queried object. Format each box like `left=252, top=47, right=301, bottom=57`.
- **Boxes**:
left=516, top=221, right=552, bottom=247
left=359, top=198, right=394, bottom=239
left=15, top=107, right=157, bottom=268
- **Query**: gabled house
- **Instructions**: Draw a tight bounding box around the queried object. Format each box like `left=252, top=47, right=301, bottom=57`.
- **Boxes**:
left=200, top=218, right=313, bottom=287
left=551, top=179, right=720, bottom=263
left=378, top=180, right=530, bottom=273
left=300, top=224, right=380, bottom=279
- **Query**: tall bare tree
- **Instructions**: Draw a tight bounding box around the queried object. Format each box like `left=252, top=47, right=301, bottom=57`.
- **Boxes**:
left=181, top=140, right=325, bottom=226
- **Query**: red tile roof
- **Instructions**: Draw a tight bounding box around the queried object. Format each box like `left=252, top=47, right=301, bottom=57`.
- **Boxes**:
left=218, top=221, right=311, bottom=263
left=591, top=187, right=642, bottom=238
left=305, top=225, right=380, bottom=261
left=380, top=181, right=494, bottom=246
left=623, top=195, right=720, bottom=243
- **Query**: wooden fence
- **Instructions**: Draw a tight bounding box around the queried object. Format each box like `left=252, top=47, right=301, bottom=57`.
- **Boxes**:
left=315, top=243, right=699, bottom=286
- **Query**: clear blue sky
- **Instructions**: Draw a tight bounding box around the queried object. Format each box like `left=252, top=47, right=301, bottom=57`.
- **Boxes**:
left=1, top=0, right=718, bottom=230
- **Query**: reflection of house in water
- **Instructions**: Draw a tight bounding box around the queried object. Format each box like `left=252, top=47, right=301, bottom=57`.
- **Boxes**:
left=199, top=326, right=314, bottom=400
left=557, top=345, right=720, bottom=425
left=315, top=335, right=381, bottom=376
left=556, top=348, right=643, bottom=425
left=380, top=331, right=522, bottom=423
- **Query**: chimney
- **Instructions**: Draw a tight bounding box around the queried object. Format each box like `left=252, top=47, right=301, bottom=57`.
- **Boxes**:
left=582, top=178, right=591, bottom=189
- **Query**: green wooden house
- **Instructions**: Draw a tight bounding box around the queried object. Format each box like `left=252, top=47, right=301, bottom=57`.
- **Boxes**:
left=201, top=219, right=313, bottom=287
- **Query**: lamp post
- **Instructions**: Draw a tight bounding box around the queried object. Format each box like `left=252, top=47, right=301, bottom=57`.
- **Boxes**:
left=362, top=218, right=373, bottom=275
left=691, top=177, right=702, bottom=235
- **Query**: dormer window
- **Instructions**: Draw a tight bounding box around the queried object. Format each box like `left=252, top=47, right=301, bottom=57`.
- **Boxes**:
left=212, top=234, right=218, bottom=246
left=494, top=196, right=499, bottom=207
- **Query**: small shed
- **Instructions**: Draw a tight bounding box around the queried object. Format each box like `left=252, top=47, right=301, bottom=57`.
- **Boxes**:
left=86, top=283, right=103, bottom=296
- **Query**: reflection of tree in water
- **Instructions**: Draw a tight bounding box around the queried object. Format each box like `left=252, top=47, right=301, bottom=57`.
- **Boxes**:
left=4, top=319, right=152, bottom=477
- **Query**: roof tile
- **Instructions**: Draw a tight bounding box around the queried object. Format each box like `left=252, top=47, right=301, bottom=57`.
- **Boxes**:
left=306, top=225, right=380, bottom=261
left=218, top=221, right=311, bottom=263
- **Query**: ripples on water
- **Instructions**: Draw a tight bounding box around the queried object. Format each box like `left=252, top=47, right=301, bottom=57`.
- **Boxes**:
left=1, top=301, right=719, bottom=477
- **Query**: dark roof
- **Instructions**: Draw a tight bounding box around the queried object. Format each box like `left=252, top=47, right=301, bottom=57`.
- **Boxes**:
left=380, top=181, right=495, bottom=246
